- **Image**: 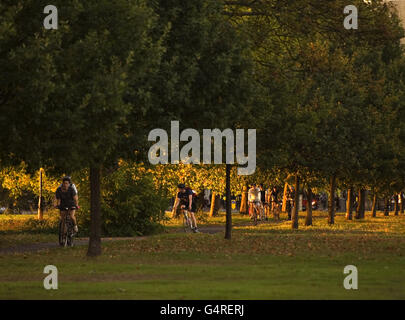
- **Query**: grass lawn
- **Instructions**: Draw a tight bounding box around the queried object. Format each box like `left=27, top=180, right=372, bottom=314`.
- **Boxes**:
left=0, top=210, right=405, bottom=299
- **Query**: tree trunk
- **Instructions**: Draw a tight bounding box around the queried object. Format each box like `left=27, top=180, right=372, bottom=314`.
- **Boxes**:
left=360, top=189, right=366, bottom=218
left=209, top=192, right=220, bottom=217
left=328, top=174, right=336, bottom=225
left=291, top=174, right=300, bottom=229
left=37, top=168, right=44, bottom=220
left=282, top=182, right=289, bottom=212
left=239, top=184, right=248, bottom=214
left=355, top=189, right=365, bottom=219
left=355, top=189, right=361, bottom=219
left=371, top=193, right=377, bottom=218
left=384, top=198, right=389, bottom=216
left=305, top=187, right=313, bottom=226
left=345, top=188, right=353, bottom=220
left=87, top=166, right=102, bottom=257
left=209, top=192, right=216, bottom=217
left=394, top=194, right=399, bottom=216
left=400, top=192, right=404, bottom=214
left=225, top=164, right=232, bottom=240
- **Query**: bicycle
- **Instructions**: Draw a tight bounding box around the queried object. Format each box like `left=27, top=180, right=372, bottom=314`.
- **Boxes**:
left=249, top=201, right=261, bottom=226
left=57, top=205, right=78, bottom=247
left=259, top=202, right=268, bottom=221
left=271, top=201, right=281, bottom=220
left=181, top=207, right=194, bottom=233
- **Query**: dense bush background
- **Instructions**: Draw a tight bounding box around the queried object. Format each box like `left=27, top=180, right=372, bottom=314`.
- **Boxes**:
left=75, top=163, right=169, bottom=237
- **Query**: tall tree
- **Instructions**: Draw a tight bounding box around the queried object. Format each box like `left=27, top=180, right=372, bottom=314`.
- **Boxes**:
left=346, top=188, right=354, bottom=220
left=1, top=0, right=165, bottom=256
left=147, top=0, right=257, bottom=239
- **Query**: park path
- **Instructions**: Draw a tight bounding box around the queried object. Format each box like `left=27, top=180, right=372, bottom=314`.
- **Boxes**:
left=0, top=224, right=229, bottom=255
left=0, top=237, right=140, bottom=255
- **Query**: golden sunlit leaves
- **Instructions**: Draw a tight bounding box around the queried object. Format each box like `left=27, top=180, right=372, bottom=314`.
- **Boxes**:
left=0, top=163, right=60, bottom=203
left=115, top=161, right=281, bottom=197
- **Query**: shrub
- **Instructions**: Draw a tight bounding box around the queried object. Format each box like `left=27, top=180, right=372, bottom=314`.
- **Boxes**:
left=76, top=165, right=169, bottom=237
left=101, top=168, right=168, bottom=236
left=0, top=212, right=60, bottom=234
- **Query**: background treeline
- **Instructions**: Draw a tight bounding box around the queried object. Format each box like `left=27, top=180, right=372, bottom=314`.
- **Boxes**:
left=1, top=0, right=405, bottom=255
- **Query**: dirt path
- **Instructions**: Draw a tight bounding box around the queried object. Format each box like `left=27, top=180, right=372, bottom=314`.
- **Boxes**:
left=0, top=217, right=268, bottom=255
left=0, top=224, right=233, bottom=255
left=0, top=237, right=142, bottom=255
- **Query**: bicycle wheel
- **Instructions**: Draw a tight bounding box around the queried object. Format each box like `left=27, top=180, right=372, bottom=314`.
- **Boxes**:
left=58, top=220, right=65, bottom=246
left=62, top=215, right=73, bottom=247
left=183, top=212, right=192, bottom=233
left=67, top=218, right=74, bottom=247
left=59, top=219, right=68, bottom=247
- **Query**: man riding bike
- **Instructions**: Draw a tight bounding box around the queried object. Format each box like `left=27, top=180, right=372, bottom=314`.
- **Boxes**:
left=172, top=183, right=199, bottom=233
left=54, top=176, right=79, bottom=233
left=248, top=184, right=262, bottom=220
left=270, top=186, right=280, bottom=219
left=286, top=186, right=294, bottom=220
left=259, top=184, right=268, bottom=220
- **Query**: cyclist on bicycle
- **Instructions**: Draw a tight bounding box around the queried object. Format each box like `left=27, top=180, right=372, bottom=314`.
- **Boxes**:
left=54, top=176, right=79, bottom=233
left=270, top=186, right=280, bottom=219
left=286, top=186, right=294, bottom=220
left=172, top=183, right=199, bottom=233
left=248, top=184, right=261, bottom=219
left=259, top=184, right=267, bottom=220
